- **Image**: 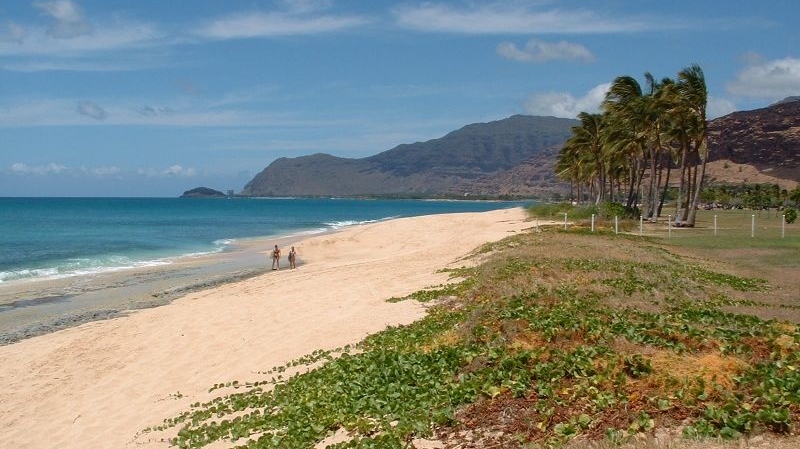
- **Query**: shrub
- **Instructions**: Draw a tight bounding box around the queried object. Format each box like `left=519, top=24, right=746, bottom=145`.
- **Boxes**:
left=784, top=207, right=797, bottom=224
left=597, top=202, right=639, bottom=219
left=528, top=203, right=597, bottom=220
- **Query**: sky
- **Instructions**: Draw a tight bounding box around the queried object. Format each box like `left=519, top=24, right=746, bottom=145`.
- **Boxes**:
left=0, top=0, right=798, bottom=197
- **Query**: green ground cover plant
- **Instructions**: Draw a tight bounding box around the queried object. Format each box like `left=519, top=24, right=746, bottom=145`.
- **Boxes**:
left=144, top=219, right=799, bottom=448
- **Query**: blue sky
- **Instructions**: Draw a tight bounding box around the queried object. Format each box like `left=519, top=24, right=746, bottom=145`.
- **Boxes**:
left=1, top=0, right=798, bottom=197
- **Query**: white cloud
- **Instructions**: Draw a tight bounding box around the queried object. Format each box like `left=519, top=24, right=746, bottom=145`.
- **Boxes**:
left=197, top=11, right=367, bottom=39
left=10, top=162, right=67, bottom=175
left=137, top=165, right=197, bottom=178
left=34, top=0, right=91, bottom=38
left=0, top=21, right=162, bottom=58
left=137, top=106, right=175, bottom=117
left=166, top=165, right=196, bottom=177
left=726, top=57, right=800, bottom=100
left=1, top=21, right=27, bottom=43
left=1, top=1, right=363, bottom=72
left=524, top=83, right=611, bottom=118
left=394, top=2, right=652, bottom=34
left=7, top=163, right=200, bottom=179
left=77, top=101, right=107, bottom=120
left=280, top=0, right=334, bottom=14
left=35, top=0, right=84, bottom=24
left=1, top=59, right=159, bottom=72
left=0, top=1, right=164, bottom=62
left=0, top=96, right=267, bottom=128
left=498, top=39, right=594, bottom=63
left=87, top=166, right=121, bottom=176
left=707, top=96, right=737, bottom=119
left=525, top=86, right=740, bottom=120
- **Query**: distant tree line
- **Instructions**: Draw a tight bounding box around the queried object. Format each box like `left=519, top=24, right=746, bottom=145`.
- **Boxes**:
left=556, top=64, right=709, bottom=226
left=699, top=182, right=800, bottom=213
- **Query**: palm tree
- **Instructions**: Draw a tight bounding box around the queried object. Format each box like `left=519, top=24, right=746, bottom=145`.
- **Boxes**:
left=603, top=77, right=645, bottom=211
left=642, top=74, right=678, bottom=220
left=600, top=112, right=643, bottom=211
left=603, top=75, right=668, bottom=219
left=677, top=64, right=708, bottom=227
left=555, top=137, right=582, bottom=203
left=573, top=112, right=606, bottom=203
left=659, top=80, right=695, bottom=219
left=558, top=64, right=709, bottom=224
left=556, top=112, right=608, bottom=204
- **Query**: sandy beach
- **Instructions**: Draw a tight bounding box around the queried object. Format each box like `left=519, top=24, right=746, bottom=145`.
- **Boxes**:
left=0, top=207, right=530, bottom=449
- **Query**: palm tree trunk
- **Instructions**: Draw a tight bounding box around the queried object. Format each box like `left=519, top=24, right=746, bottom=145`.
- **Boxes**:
left=684, top=162, right=696, bottom=222
left=654, top=155, right=664, bottom=218
left=635, top=165, right=646, bottom=212
left=646, top=149, right=658, bottom=219
left=657, top=153, right=673, bottom=217
left=674, top=142, right=688, bottom=223
left=626, top=162, right=638, bottom=209
left=569, top=182, right=575, bottom=204
left=685, top=143, right=708, bottom=226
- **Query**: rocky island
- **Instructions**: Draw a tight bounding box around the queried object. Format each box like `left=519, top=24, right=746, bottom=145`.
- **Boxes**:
left=179, top=187, right=227, bottom=198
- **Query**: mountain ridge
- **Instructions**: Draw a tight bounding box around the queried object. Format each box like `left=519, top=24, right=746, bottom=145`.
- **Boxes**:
left=231, top=99, right=799, bottom=198
left=240, top=115, right=578, bottom=197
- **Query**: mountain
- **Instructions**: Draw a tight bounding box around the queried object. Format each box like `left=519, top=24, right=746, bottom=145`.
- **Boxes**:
left=707, top=98, right=800, bottom=183
left=239, top=100, right=799, bottom=198
left=445, top=144, right=568, bottom=198
left=240, top=115, right=577, bottom=197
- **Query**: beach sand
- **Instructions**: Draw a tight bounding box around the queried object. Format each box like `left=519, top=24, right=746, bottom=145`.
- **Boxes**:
left=0, top=207, right=530, bottom=449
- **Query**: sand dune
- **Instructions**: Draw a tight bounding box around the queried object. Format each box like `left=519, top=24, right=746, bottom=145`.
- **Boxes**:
left=0, top=208, right=530, bottom=448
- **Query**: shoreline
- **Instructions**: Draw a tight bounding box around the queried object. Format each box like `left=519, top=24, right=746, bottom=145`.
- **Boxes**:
left=0, top=207, right=532, bottom=449
left=0, top=231, right=318, bottom=346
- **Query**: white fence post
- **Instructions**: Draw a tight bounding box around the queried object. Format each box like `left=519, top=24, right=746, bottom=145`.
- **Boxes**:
left=615, top=216, right=619, bottom=235
left=591, top=214, right=595, bottom=233
left=783, top=214, right=786, bottom=239
left=564, top=213, right=568, bottom=231
left=639, top=215, right=643, bottom=236
left=714, top=214, right=717, bottom=236
left=668, top=215, right=672, bottom=239
left=751, top=214, right=755, bottom=238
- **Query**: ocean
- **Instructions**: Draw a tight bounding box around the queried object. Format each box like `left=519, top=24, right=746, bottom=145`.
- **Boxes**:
left=0, top=197, right=525, bottom=343
left=0, top=197, right=523, bottom=284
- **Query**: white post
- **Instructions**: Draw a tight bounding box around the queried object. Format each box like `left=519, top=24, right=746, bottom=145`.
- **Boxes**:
left=782, top=214, right=786, bottom=238
left=615, top=216, right=619, bottom=235
left=591, top=214, right=595, bottom=233
left=751, top=214, right=755, bottom=238
left=714, top=214, right=717, bottom=236
left=564, top=213, right=568, bottom=231
left=668, top=215, right=672, bottom=239
left=639, top=215, right=643, bottom=236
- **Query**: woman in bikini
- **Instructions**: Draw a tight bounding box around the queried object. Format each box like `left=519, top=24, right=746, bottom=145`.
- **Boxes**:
left=271, top=244, right=281, bottom=270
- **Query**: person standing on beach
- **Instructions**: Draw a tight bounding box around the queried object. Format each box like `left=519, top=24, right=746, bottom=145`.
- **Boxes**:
left=271, top=244, right=281, bottom=270
left=288, top=246, right=297, bottom=269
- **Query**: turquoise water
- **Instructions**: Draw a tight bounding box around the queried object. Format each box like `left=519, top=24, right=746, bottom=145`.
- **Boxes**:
left=0, top=197, right=524, bottom=284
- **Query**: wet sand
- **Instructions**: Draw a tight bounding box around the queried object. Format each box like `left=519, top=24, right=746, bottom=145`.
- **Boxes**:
left=0, top=233, right=307, bottom=345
